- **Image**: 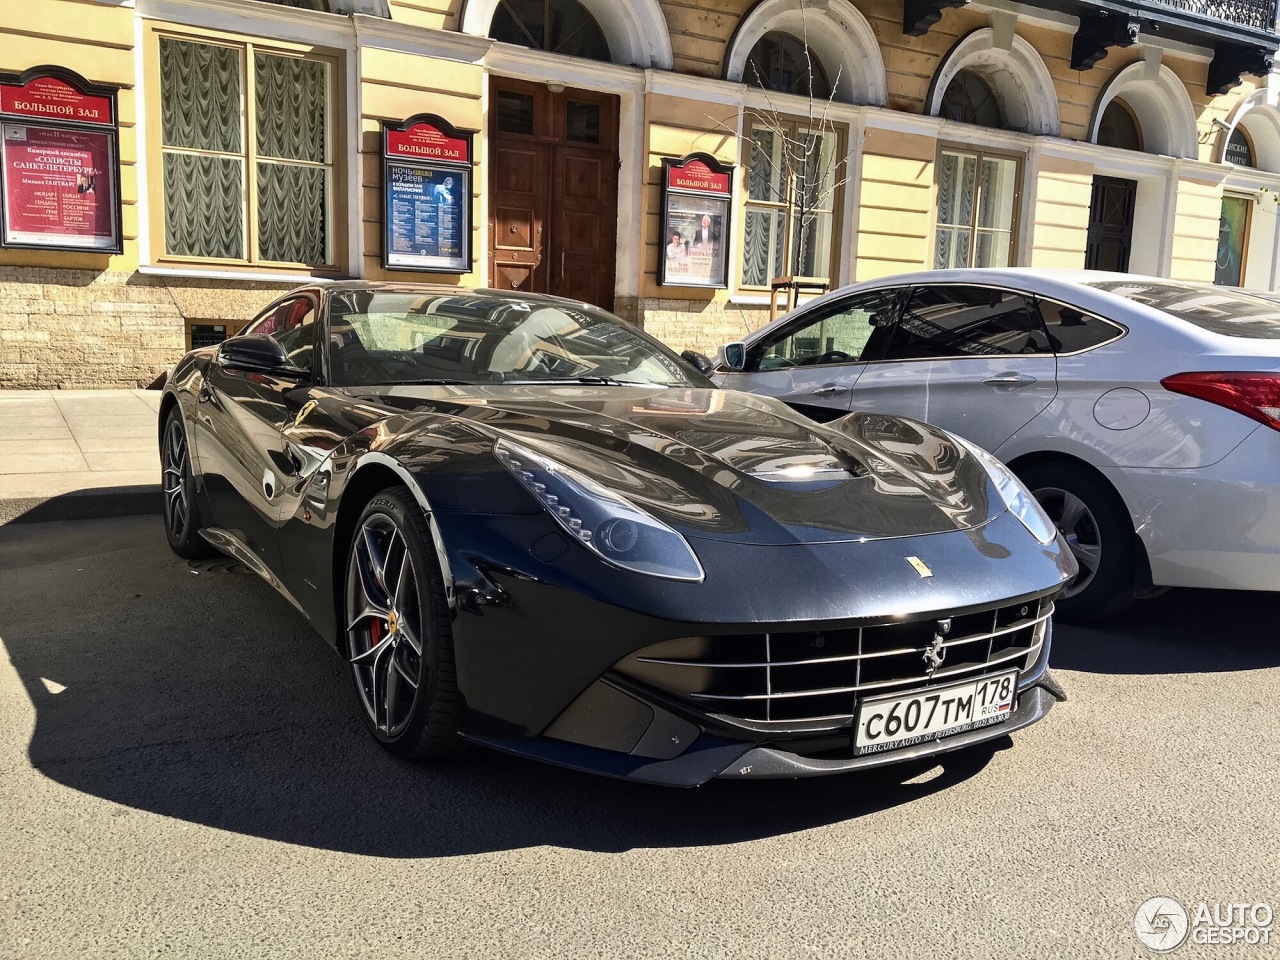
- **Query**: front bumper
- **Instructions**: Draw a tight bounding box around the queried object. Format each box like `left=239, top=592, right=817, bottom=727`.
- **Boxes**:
left=463, top=672, right=1064, bottom=787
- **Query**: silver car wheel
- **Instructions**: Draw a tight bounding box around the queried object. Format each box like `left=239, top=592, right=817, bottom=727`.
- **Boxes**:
left=162, top=415, right=189, bottom=538
left=1031, top=485, right=1102, bottom=599
left=345, top=513, right=424, bottom=738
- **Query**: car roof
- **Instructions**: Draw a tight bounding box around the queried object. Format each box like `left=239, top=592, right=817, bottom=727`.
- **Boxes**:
left=741, top=268, right=1280, bottom=347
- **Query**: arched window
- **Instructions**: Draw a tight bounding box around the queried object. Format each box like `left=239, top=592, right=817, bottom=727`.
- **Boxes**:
left=1097, top=98, right=1143, bottom=152
left=744, top=32, right=832, bottom=99
left=489, top=0, right=611, bottom=62
left=939, top=70, right=1004, bottom=129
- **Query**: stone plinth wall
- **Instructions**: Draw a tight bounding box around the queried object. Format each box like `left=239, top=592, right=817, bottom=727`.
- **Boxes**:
left=0, top=268, right=286, bottom=389
left=630, top=298, right=773, bottom=358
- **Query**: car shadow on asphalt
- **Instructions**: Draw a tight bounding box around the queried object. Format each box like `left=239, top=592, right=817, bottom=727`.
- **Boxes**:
left=1050, top=587, right=1280, bottom=675
left=0, top=519, right=1009, bottom=859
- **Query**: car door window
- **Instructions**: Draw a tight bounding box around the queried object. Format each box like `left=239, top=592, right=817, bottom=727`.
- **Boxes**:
left=885, top=287, right=1052, bottom=360
left=251, top=297, right=317, bottom=374
left=1035, top=298, right=1125, bottom=354
left=753, top=290, right=899, bottom=370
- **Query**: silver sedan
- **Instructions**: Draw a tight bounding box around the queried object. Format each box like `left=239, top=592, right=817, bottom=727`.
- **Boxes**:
left=714, top=269, right=1280, bottom=622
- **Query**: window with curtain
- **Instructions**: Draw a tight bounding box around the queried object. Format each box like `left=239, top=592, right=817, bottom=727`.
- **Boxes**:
left=158, top=36, right=333, bottom=267
left=741, top=121, right=840, bottom=288
left=934, top=149, right=1019, bottom=269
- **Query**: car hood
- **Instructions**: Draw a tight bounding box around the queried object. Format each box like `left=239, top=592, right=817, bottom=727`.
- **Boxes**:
left=354, top=385, right=1002, bottom=546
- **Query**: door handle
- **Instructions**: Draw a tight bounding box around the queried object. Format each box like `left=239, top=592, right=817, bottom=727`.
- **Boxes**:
left=813, top=383, right=848, bottom=396
left=982, top=373, right=1037, bottom=387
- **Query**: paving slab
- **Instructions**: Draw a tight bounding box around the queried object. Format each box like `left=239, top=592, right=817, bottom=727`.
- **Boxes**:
left=0, top=390, right=162, bottom=524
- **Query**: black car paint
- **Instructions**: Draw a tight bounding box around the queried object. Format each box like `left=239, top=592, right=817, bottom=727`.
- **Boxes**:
left=163, top=283, right=1074, bottom=785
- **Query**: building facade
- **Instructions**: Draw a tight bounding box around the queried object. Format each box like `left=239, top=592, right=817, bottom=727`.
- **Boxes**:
left=2, top=0, right=1279, bottom=387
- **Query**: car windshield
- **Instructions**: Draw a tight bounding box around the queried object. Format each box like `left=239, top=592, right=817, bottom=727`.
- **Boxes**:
left=1085, top=280, right=1280, bottom=339
left=326, top=291, right=705, bottom=388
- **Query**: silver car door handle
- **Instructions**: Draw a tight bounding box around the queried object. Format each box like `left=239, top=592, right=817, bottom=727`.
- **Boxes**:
left=982, top=373, right=1037, bottom=386
left=812, top=384, right=848, bottom=396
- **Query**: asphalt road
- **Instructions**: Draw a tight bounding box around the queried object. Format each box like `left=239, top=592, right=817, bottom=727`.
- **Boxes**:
left=1, top=517, right=1277, bottom=959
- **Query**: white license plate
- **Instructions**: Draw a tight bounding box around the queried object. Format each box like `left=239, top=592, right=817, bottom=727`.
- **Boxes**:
left=853, top=670, right=1018, bottom=756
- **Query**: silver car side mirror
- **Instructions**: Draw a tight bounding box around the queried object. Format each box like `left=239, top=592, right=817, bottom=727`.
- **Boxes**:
left=722, top=342, right=747, bottom=371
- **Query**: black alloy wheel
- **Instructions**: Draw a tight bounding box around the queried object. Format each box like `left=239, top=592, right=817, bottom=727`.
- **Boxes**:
left=1020, top=461, right=1136, bottom=624
left=344, top=487, right=462, bottom=759
left=161, top=409, right=215, bottom=558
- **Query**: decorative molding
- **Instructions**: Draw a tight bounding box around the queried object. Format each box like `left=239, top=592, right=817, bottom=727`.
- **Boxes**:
left=926, top=27, right=1060, bottom=137
left=137, top=0, right=356, bottom=50
left=1087, top=60, right=1198, bottom=159
left=458, top=0, right=672, bottom=70
left=1070, top=11, right=1139, bottom=72
left=1208, top=44, right=1276, bottom=96
left=352, top=13, right=492, bottom=61
left=724, top=0, right=888, bottom=107
left=903, top=0, right=969, bottom=38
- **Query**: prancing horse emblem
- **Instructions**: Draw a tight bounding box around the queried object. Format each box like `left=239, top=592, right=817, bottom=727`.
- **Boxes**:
left=923, top=618, right=951, bottom=676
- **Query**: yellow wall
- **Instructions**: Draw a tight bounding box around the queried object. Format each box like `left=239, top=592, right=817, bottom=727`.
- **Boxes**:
left=661, top=1, right=741, bottom=79
left=0, top=0, right=137, bottom=271
left=358, top=46, right=484, bottom=283
left=1170, top=177, right=1224, bottom=282
left=386, top=0, right=461, bottom=32
left=856, top=130, right=935, bottom=280
left=1029, top=156, right=1094, bottom=270
left=641, top=93, right=739, bottom=300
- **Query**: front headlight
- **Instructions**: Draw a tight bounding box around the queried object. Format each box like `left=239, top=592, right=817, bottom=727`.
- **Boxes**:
left=954, top=436, right=1057, bottom=546
left=494, top=438, right=705, bottom=582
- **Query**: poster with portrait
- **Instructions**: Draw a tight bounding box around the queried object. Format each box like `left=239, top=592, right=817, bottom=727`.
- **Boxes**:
left=383, top=114, right=474, bottom=273
left=659, top=153, right=734, bottom=289
left=0, top=67, right=121, bottom=253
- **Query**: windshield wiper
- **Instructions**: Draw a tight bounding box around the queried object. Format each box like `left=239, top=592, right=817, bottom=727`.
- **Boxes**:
left=503, top=376, right=666, bottom=387
left=379, top=378, right=477, bottom=386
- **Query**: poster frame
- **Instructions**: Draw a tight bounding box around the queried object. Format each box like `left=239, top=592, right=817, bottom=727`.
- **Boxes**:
left=381, top=113, right=475, bottom=274
left=0, top=65, right=122, bottom=255
left=658, top=152, right=735, bottom=290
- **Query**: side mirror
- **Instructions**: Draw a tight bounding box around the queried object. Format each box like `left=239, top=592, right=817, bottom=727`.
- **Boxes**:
left=680, top=349, right=714, bottom=375
left=721, top=342, right=748, bottom=371
left=218, top=335, right=306, bottom=377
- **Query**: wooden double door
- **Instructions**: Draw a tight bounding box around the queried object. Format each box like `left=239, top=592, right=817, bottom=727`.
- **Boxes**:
left=488, top=78, right=619, bottom=311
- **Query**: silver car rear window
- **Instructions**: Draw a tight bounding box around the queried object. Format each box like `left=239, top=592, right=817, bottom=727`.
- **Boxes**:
left=1086, top=280, right=1280, bottom=339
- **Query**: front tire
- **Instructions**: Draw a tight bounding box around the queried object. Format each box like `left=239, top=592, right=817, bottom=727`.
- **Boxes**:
left=161, top=408, right=216, bottom=559
left=344, top=487, right=462, bottom=760
left=1020, top=462, right=1135, bottom=624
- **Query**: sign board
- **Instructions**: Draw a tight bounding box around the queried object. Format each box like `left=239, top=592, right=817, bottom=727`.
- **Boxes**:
left=382, top=114, right=474, bottom=273
left=1225, top=127, right=1254, bottom=168
left=659, top=153, right=734, bottom=289
left=0, top=67, right=121, bottom=253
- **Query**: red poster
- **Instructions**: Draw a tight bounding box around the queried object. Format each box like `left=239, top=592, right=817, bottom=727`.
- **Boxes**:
left=2, top=123, right=116, bottom=249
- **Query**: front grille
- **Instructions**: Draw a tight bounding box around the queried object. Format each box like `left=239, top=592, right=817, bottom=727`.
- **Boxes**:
left=614, top=597, right=1051, bottom=731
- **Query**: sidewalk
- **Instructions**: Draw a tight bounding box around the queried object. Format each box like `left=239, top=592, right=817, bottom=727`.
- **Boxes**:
left=0, top=390, right=161, bottom=524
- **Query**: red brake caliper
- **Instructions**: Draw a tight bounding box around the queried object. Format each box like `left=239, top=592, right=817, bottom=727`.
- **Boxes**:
left=369, top=617, right=382, bottom=653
